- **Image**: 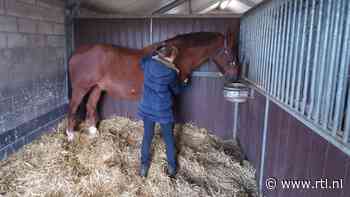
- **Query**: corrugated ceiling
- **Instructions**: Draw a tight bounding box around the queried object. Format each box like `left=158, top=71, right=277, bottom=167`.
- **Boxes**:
left=80, top=0, right=263, bottom=15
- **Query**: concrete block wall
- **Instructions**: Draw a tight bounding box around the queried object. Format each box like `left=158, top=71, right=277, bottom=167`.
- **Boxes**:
left=0, top=0, right=68, bottom=159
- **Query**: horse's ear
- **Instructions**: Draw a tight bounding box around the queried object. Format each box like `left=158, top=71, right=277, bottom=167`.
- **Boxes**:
left=226, top=27, right=235, bottom=49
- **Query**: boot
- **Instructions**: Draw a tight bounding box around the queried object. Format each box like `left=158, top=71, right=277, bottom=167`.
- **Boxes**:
left=139, top=164, right=150, bottom=177
left=167, top=165, right=177, bottom=178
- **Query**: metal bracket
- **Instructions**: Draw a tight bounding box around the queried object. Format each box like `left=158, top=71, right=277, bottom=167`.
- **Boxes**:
left=65, top=0, right=80, bottom=21
left=249, top=85, right=255, bottom=99
left=152, top=0, right=189, bottom=15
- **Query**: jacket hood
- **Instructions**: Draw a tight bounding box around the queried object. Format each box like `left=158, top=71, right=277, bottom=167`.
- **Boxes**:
left=146, top=58, right=177, bottom=83
left=152, top=55, right=180, bottom=74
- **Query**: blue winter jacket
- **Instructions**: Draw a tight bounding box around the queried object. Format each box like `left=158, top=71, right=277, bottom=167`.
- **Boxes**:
left=138, top=56, right=181, bottom=123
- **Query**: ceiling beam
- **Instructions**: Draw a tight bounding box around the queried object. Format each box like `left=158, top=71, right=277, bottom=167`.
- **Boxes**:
left=152, top=0, right=189, bottom=15
left=197, top=0, right=221, bottom=14
left=65, top=0, right=80, bottom=10
left=65, top=0, right=81, bottom=19
left=78, top=13, right=241, bottom=19
left=235, top=0, right=256, bottom=8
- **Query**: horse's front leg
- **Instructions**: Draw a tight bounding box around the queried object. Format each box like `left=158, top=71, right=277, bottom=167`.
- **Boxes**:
left=86, top=86, right=102, bottom=138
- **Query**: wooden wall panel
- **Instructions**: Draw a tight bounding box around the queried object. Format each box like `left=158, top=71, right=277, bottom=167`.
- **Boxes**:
left=237, top=91, right=266, bottom=177
left=263, top=101, right=350, bottom=197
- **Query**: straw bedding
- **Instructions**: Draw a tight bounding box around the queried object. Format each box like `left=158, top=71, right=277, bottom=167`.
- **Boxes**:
left=0, top=117, right=257, bottom=197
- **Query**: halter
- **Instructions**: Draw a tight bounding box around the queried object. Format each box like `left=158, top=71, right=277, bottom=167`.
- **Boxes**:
left=210, top=35, right=233, bottom=63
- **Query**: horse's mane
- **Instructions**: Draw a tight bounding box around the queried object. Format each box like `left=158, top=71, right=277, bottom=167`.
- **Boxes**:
left=164, top=32, right=223, bottom=48
left=139, top=32, right=224, bottom=55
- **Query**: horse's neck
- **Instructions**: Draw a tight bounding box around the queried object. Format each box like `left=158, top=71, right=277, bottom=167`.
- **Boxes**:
left=140, top=41, right=223, bottom=80
left=187, top=46, right=221, bottom=71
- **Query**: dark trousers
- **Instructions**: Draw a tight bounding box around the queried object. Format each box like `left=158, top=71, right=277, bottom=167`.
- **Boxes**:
left=141, top=117, right=176, bottom=169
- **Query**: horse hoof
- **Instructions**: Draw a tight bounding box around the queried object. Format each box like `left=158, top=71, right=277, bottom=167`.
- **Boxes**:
left=88, top=126, right=98, bottom=138
left=66, top=130, right=75, bottom=141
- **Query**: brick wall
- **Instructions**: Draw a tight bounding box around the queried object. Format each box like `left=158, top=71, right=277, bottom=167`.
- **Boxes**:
left=0, top=0, right=68, bottom=159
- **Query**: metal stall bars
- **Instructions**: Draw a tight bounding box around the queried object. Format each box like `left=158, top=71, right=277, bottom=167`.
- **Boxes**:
left=240, top=0, right=350, bottom=155
left=65, top=0, right=81, bottom=101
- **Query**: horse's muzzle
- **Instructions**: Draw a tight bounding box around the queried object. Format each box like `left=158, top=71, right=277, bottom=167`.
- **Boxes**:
left=224, top=74, right=239, bottom=83
left=224, top=67, right=239, bottom=82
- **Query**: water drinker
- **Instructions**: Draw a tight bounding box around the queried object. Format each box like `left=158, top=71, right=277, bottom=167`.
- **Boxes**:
left=223, top=82, right=250, bottom=103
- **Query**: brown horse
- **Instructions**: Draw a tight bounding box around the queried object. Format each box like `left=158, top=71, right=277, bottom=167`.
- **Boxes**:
left=67, top=31, right=239, bottom=141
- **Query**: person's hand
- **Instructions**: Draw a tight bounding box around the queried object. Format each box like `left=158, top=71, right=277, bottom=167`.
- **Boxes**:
left=183, top=78, right=189, bottom=84
left=179, top=78, right=190, bottom=92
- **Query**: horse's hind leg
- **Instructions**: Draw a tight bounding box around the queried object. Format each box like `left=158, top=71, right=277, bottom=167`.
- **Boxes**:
left=67, top=87, right=88, bottom=141
left=85, top=85, right=102, bottom=138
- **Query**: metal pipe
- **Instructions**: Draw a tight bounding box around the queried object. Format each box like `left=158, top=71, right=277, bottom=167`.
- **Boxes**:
left=272, top=2, right=280, bottom=95
left=285, top=0, right=297, bottom=106
left=267, top=5, right=278, bottom=93
left=291, top=0, right=302, bottom=109
left=324, top=1, right=342, bottom=131
left=278, top=2, right=285, bottom=99
left=328, top=2, right=344, bottom=132
left=280, top=2, right=290, bottom=102
left=150, top=17, right=153, bottom=43
left=262, top=6, right=269, bottom=89
left=258, top=11, right=264, bottom=87
left=277, top=2, right=286, bottom=100
left=249, top=15, right=253, bottom=80
left=295, top=0, right=309, bottom=112
left=79, top=13, right=242, bottom=19
left=252, top=13, right=257, bottom=83
left=308, top=0, right=325, bottom=120
left=254, top=12, right=259, bottom=83
left=246, top=16, right=251, bottom=79
left=266, top=6, right=273, bottom=91
left=301, top=0, right=317, bottom=115
left=237, top=0, right=257, bottom=8
left=260, top=10, right=267, bottom=88
left=315, top=0, right=333, bottom=124
left=244, top=18, right=249, bottom=78
left=256, top=12, right=261, bottom=86
left=244, top=18, right=248, bottom=72
left=265, top=8, right=273, bottom=91
left=248, top=15, right=253, bottom=80
left=239, top=22, right=243, bottom=67
left=343, top=90, right=350, bottom=143
left=243, top=21, right=247, bottom=72
left=152, top=0, right=189, bottom=15
left=233, top=102, right=239, bottom=138
left=272, top=2, right=282, bottom=97
left=275, top=3, right=282, bottom=98
left=261, top=8, right=269, bottom=90
left=278, top=1, right=289, bottom=101
left=188, top=0, right=192, bottom=14
left=257, top=12, right=264, bottom=87
left=258, top=97, right=270, bottom=195
left=331, top=1, right=347, bottom=134
left=333, top=0, right=350, bottom=135
left=239, top=19, right=244, bottom=66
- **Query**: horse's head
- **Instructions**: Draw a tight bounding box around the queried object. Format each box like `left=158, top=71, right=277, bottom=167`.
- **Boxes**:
left=149, top=31, right=240, bottom=82
left=211, top=29, right=240, bottom=82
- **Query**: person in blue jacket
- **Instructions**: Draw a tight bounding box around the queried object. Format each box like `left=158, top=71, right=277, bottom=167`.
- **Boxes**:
left=138, top=45, right=186, bottom=178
